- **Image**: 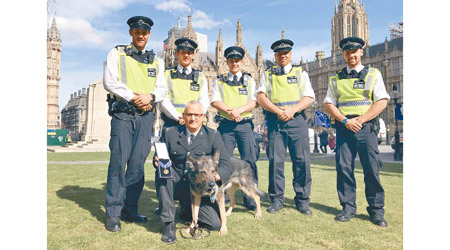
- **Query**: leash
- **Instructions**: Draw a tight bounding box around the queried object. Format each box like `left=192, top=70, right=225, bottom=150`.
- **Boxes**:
left=178, top=225, right=210, bottom=240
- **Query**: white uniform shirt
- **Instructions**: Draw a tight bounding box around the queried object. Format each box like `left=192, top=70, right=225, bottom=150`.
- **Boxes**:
left=256, top=63, right=315, bottom=101
left=103, top=44, right=167, bottom=102
left=323, top=64, right=390, bottom=105
left=159, top=64, right=210, bottom=121
left=210, top=71, right=258, bottom=104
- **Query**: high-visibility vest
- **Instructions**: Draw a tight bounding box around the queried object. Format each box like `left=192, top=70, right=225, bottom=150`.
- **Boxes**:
left=329, top=67, right=378, bottom=115
left=165, top=68, right=206, bottom=114
left=216, top=73, right=253, bottom=121
left=110, top=45, right=160, bottom=99
left=265, top=65, right=304, bottom=106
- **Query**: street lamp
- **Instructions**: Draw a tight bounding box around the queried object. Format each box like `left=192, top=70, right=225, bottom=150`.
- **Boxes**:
left=312, top=101, right=319, bottom=153
left=390, top=85, right=402, bottom=161
left=382, top=58, right=390, bottom=145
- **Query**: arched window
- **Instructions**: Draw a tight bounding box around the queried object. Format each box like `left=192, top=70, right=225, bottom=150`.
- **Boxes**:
left=352, top=16, right=357, bottom=36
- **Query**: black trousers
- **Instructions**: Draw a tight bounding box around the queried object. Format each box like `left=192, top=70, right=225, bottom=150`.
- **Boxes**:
left=156, top=168, right=221, bottom=231
left=105, top=111, right=154, bottom=217
left=218, top=119, right=259, bottom=205
left=266, top=112, right=312, bottom=207
left=335, top=122, right=385, bottom=217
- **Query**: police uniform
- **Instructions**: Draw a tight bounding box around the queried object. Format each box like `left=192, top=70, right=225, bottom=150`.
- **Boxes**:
left=103, top=16, right=167, bottom=231
left=323, top=37, right=390, bottom=226
left=156, top=125, right=233, bottom=243
left=159, top=38, right=210, bottom=129
left=211, top=46, right=259, bottom=209
left=256, top=39, right=315, bottom=214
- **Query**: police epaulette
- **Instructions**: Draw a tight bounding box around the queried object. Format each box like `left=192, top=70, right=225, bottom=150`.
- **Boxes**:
left=242, top=72, right=252, bottom=77
left=115, top=45, right=128, bottom=49
left=292, top=64, right=301, bottom=68
left=217, top=74, right=227, bottom=81
left=337, top=68, right=346, bottom=79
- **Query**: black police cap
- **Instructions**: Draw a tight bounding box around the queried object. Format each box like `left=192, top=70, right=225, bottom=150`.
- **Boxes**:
left=127, top=16, right=153, bottom=31
left=271, top=39, right=294, bottom=53
left=224, top=46, right=245, bottom=59
left=339, top=37, right=365, bottom=51
left=175, top=38, right=198, bottom=52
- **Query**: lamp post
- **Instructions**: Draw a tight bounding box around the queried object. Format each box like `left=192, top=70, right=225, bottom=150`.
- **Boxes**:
left=382, top=58, right=390, bottom=145
left=312, top=101, right=319, bottom=153
left=391, top=85, right=402, bottom=161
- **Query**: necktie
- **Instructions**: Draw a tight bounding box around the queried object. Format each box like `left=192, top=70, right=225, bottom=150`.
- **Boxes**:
left=189, top=134, right=195, bottom=145
left=233, top=75, right=238, bottom=84
left=349, top=70, right=357, bottom=77
left=280, top=67, right=285, bottom=75
left=182, top=67, right=187, bottom=75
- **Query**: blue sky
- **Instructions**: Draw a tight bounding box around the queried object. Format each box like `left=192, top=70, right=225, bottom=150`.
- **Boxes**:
left=50, top=0, right=403, bottom=107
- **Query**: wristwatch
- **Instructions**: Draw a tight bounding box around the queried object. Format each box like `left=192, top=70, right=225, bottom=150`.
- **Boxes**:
left=342, top=118, right=348, bottom=125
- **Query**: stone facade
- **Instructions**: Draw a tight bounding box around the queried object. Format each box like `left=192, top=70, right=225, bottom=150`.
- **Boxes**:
left=60, top=89, right=87, bottom=141
left=47, top=17, right=61, bottom=129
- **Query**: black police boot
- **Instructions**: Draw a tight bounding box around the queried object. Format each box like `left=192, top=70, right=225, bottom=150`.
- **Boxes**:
left=296, top=204, right=312, bottom=216
left=120, top=210, right=147, bottom=223
left=335, top=210, right=356, bottom=222
left=370, top=214, right=388, bottom=227
left=105, top=216, right=121, bottom=232
left=266, top=202, right=283, bottom=214
left=161, top=222, right=176, bottom=244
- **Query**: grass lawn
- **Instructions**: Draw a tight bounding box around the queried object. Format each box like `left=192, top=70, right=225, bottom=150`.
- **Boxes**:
left=48, top=154, right=402, bottom=249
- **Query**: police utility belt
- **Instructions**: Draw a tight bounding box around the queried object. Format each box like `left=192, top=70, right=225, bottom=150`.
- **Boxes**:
left=107, top=95, right=155, bottom=117
left=214, top=115, right=253, bottom=124
left=339, top=114, right=380, bottom=134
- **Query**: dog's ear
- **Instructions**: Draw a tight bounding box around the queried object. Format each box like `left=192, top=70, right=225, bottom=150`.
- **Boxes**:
left=212, top=150, right=220, bottom=165
left=186, top=153, right=196, bottom=169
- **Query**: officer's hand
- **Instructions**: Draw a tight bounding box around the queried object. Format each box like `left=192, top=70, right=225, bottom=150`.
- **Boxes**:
left=234, top=115, right=243, bottom=122
left=178, top=117, right=185, bottom=125
left=141, top=104, right=153, bottom=112
left=133, top=92, right=153, bottom=106
left=278, top=106, right=295, bottom=122
left=345, top=118, right=362, bottom=132
left=153, top=156, right=159, bottom=169
left=228, top=108, right=242, bottom=120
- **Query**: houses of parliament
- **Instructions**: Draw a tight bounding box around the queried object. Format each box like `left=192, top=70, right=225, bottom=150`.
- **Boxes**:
left=48, top=0, right=403, bottom=149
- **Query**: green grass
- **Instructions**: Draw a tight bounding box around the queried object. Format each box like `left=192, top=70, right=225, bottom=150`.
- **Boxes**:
left=48, top=155, right=402, bottom=249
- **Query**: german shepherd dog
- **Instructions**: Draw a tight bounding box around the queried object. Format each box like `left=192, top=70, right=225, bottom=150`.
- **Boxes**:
left=186, top=151, right=264, bottom=235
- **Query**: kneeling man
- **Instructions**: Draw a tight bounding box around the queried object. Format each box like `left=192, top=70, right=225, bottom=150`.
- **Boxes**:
left=155, top=101, right=232, bottom=244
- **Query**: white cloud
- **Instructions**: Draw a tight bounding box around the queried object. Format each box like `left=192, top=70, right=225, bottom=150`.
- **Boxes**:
left=192, top=10, right=231, bottom=30
left=53, top=0, right=135, bottom=20
left=154, top=0, right=189, bottom=14
left=56, top=17, right=105, bottom=45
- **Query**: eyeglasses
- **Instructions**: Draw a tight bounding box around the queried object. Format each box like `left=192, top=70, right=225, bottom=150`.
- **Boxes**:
left=183, top=113, right=204, bottom=118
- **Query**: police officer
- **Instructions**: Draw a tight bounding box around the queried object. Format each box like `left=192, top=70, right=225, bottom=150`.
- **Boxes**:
left=155, top=38, right=210, bottom=216
left=324, top=37, right=389, bottom=227
left=155, top=101, right=232, bottom=244
left=103, top=16, right=167, bottom=232
left=159, top=38, right=210, bottom=128
left=211, top=46, right=259, bottom=210
left=257, top=39, right=315, bottom=215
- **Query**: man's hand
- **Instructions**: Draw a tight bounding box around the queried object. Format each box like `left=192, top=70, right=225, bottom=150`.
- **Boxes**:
left=153, top=156, right=159, bottom=169
left=345, top=117, right=362, bottom=132
left=178, top=116, right=185, bottom=125
left=215, top=174, right=221, bottom=182
left=277, top=106, right=296, bottom=122
left=132, top=92, right=153, bottom=107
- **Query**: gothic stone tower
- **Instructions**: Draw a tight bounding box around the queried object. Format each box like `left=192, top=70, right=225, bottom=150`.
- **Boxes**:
left=47, top=16, right=62, bottom=129
left=182, top=9, right=199, bottom=68
left=331, top=0, right=370, bottom=56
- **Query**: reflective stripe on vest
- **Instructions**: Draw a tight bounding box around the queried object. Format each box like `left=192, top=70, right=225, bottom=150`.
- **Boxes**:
left=265, top=66, right=304, bottom=106
left=329, top=67, right=377, bottom=115
left=115, top=46, right=159, bottom=99
left=217, top=76, right=253, bottom=120
left=165, top=69, right=205, bottom=113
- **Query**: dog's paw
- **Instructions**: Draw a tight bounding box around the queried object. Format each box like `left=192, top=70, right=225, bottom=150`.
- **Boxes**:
left=219, top=226, right=228, bottom=236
